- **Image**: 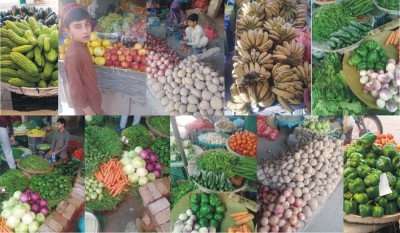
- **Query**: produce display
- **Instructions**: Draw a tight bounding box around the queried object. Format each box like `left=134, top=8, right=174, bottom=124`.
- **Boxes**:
left=376, top=0, right=399, bottom=10
left=54, top=162, right=81, bottom=178
left=18, top=155, right=52, bottom=172
left=59, top=32, right=146, bottom=72
left=72, top=148, right=84, bottom=161
left=348, top=40, right=390, bottom=71
left=171, top=180, right=198, bottom=208
left=343, top=0, right=374, bottom=17
left=148, top=116, right=170, bottom=136
left=85, top=176, right=104, bottom=202
left=150, top=137, right=170, bottom=173
left=190, top=169, right=235, bottom=192
left=373, top=133, right=400, bottom=149
left=227, top=0, right=311, bottom=114
left=95, top=12, right=147, bottom=39
left=94, top=159, right=130, bottom=197
left=300, top=118, right=331, bottom=134
left=326, top=21, right=372, bottom=50
left=170, top=137, right=197, bottom=162
left=172, top=192, right=225, bottom=232
left=343, top=132, right=400, bottom=218
left=0, top=170, right=28, bottom=199
left=29, top=173, right=72, bottom=208
left=227, top=130, right=257, bottom=157
left=0, top=5, right=58, bottom=26
left=197, top=150, right=238, bottom=179
left=148, top=54, right=224, bottom=115
left=121, top=124, right=153, bottom=149
left=26, top=129, right=45, bottom=137
left=13, top=124, right=29, bottom=136
left=258, top=127, right=343, bottom=230
left=0, top=190, right=47, bottom=233
left=0, top=14, right=58, bottom=88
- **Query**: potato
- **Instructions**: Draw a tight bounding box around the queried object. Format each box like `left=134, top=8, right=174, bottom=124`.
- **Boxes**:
left=210, top=96, right=223, bottom=110
left=170, top=81, right=178, bottom=89
left=210, top=71, right=218, bottom=77
left=192, top=89, right=202, bottom=98
left=160, top=96, right=171, bottom=106
left=212, top=77, right=220, bottom=85
left=152, top=82, right=163, bottom=92
left=187, top=104, right=197, bottom=112
left=186, top=67, right=194, bottom=74
left=156, top=90, right=165, bottom=100
left=174, top=102, right=182, bottom=111
left=180, top=88, right=189, bottom=96
left=172, top=95, right=180, bottom=103
left=203, top=66, right=211, bottom=75
left=202, top=90, right=213, bottom=101
left=195, top=72, right=205, bottom=81
left=179, top=105, right=187, bottom=115
left=207, top=108, right=214, bottom=115
left=178, top=69, right=186, bottom=78
left=181, top=96, right=188, bottom=104
left=207, top=83, right=218, bottom=93
left=194, top=81, right=206, bottom=90
left=188, top=95, right=199, bottom=105
left=172, top=88, right=180, bottom=95
left=185, top=77, right=194, bottom=85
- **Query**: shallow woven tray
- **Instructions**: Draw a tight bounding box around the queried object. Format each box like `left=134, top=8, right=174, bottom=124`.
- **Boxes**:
left=17, top=159, right=54, bottom=175
left=1, top=82, right=58, bottom=97
left=146, top=117, right=169, bottom=139
left=344, top=212, right=400, bottom=224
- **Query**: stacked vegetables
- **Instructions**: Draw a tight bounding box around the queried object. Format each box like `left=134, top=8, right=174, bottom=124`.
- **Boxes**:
left=374, top=133, right=399, bottom=149
left=151, top=137, right=170, bottom=170
left=300, top=118, right=330, bottom=134
left=377, top=0, right=400, bottom=10
left=227, top=131, right=257, bottom=157
left=327, top=21, right=372, bottom=50
left=0, top=190, right=47, bottom=233
left=94, top=159, right=130, bottom=198
left=228, top=0, right=311, bottom=114
left=0, top=170, right=28, bottom=199
left=29, top=174, right=72, bottom=208
left=85, top=176, right=104, bottom=202
left=0, top=5, right=58, bottom=26
left=349, top=40, right=390, bottom=71
left=343, top=132, right=400, bottom=217
left=148, top=116, right=170, bottom=136
left=26, top=129, right=45, bottom=137
left=19, top=155, right=52, bottom=172
left=201, top=133, right=227, bottom=146
left=72, top=148, right=84, bottom=161
left=343, top=0, right=374, bottom=17
left=121, top=124, right=153, bottom=149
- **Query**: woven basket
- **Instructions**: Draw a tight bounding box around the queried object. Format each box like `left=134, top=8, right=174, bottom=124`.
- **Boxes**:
left=146, top=117, right=169, bottom=139
left=1, top=82, right=58, bottom=97
left=17, top=160, right=54, bottom=175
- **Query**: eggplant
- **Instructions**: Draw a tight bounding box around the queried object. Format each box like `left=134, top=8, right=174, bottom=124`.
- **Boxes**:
left=0, top=12, right=5, bottom=18
left=24, top=15, right=29, bottom=21
left=38, top=19, right=45, bottom=25
left=11, top=6, right=19, bottom=13
left=6, top=10, right=12, bottom=16
left=4, top=15, right=15, bottom=21
left=45, top=15, right=56, bottom=25
left=45, top=12, right=55, bottom=20
left=46, top=7, right=52, bottom=15
left=14, top=16, right=21, bottom=22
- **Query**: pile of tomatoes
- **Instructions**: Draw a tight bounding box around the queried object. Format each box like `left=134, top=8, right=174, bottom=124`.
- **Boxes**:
left=228, top=130, right=257, bottom=157
left=72, top=148, right=84, bottom=161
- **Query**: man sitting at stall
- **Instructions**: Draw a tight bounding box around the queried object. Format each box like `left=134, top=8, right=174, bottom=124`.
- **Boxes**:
left=45, top=118, right=70, bottom=162
left=180, top=13, right=208, bottom=54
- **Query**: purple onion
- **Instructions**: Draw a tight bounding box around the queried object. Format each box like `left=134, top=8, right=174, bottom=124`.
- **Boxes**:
left=153, top=170, right=161, bottom=178
left=371, top=79, right=382, bottom=91
left=149, top=154, right=158, bottom=162
left=379, top=88, right=392, bottom=101
left=390, top=86, right=399, bottom=95
left=19, top=193, right=30, bottom=203
left=377, top=74, right=388, bottom=84
left=30, top=192, right=40, bottom=202
left=31, top=203, right=40, bottom=213
left=40, top=207, right=50, bottom=216
left=146, top=164, right=154, bottom=172
left=139, top=149, right=150, bottom=160
left=386, top=100, right=398, bottom=112
left=364, top=81, right=373, bottom=92
left=155, top=162, right=163, bottom=170
left=39, top=199, right=48, bottom=207
left=371, top=90, right=380, bottom=99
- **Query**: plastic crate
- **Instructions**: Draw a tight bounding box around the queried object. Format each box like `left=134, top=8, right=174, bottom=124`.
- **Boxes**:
left=11, top=92, right=57, bottom=111
left=171, top=166, right=187, bottom=180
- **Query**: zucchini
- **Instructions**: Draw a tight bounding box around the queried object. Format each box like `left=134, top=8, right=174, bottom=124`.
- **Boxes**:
left=329, top=36, right=343, bottom=44
left=342, top=27, right=360, bottom=38
left=349, top=21, right=367, bottom=31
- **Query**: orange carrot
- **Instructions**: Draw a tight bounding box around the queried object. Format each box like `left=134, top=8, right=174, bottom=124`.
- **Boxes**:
left=235, top=214, right=254, bottom=225
left=386, top=31, right=395, bottom=46
left=228, top=227, right=235, bottom=233
left=230, top=211, right=248, bottom=218
left=392, top=30, right=399, bottom=45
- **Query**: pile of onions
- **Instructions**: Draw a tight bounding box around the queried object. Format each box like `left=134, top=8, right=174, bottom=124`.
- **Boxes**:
left=139, top=148, right=163, bottom=178
left=360, top=59, right=400, bottom=112
left=19, top=189, right=49, bottom=216
left=147, top=34, right=182, bottom=79
left=257, top=185, right=304, bottom=233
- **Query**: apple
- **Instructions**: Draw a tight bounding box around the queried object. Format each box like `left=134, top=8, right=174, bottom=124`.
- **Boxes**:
left=133, top=55, right=141, bottom=63
left=104, top=52, right=111, bottom=60
left=119, top=55, right=125, bottom=62
left=112, top=61, right=120, bottom=67
left=105, top=60, right=113, bottom=66
left=130, top=62, right=139, bottom=71
left=125, top=55, right=132, bottom=62
left=111, top=54, right=118, bottom=61
left=117, top=41, right=123, bottom=48
left=121, top=61, right=130, bottom=69
left=139, top=63, right=146, bottom=72
left=117, top=49, right=123, bottom=55
left=123, top=49, right=130, bottom=56
left=130, top=49, right=138, bottom=56
left=106, top=48, right=111, bottom=53
left=140, top=56, right=146, bottom=64
left=111, top=48, right=118, bottom=54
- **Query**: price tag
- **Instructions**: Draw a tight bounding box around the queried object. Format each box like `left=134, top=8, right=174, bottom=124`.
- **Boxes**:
left=379, top=173, right=392, bottom=196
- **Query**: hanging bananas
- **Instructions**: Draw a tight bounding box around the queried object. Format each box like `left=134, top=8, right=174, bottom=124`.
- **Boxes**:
left=272, top=40, right=305, bottom=67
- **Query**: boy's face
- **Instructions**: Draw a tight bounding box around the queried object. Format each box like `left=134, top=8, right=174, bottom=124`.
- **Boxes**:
left=188, top=20, right=196, bottom=28
left=63, top=19, right=91, bottom=43
left=57, top=122, right=64, bottom=130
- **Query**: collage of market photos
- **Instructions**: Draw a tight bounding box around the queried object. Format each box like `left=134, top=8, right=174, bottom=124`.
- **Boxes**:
left=0, top=0, right=399, bottom=232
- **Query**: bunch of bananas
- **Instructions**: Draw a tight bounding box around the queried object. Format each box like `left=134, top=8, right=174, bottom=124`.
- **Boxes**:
left=264, top=17, right=297, bottom=46
left=236, top=15, right=264, bottom=33
left=279, top=0, right=297, bottom=23
left=293, top=3, right=309, bottom=28
left=273, top=40, right=305, bottom=66
left=293, top=61, right=311, bottom=90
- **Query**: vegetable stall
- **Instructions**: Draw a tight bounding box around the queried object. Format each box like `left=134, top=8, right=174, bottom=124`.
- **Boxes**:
left=343, top=131, right=400, bottom=232
left=0, top=4, right=58, bottom=113
left=170, top=116, right=258, bottom=233
left=58, top=0, right=147, bottom=115
left=312, top=1, right=399, bottom=115
left=257, top=115, right=344, bottom=232
left=225, top=0, right=311, bottom=115
left=84, top=116, right=171, bottom=232
left=0, top=116, right=85, bottom=233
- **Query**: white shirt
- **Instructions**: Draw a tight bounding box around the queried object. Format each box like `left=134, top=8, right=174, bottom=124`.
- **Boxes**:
left=185, top=25, right=206, bottom=47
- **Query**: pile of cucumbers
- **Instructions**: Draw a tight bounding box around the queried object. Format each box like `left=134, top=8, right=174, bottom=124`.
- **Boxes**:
left=191, top=170, right=234, bottom=192
left=327, top=21, right=372, bottom=50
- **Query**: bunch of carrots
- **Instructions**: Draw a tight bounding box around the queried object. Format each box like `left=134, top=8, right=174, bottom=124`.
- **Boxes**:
left=229, top=211, right=254, bottom=226
left=227, top=224, right=252, bottom=233
left=385, top=29, right=400, bottom=52
left=374, top=132, right=398, bottom=149
left=0, top=217, right=12, bottom=233
left=94, top=158, right=130, bottom=197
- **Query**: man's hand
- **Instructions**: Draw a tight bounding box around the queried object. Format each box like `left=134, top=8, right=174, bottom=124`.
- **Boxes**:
left=10, top=135, right=15, bottom=145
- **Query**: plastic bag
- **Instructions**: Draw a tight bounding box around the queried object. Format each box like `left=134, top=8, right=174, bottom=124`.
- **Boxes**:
left=257, top=116, right=280, bottom=141
left=204, top=25, right=217, bottom=39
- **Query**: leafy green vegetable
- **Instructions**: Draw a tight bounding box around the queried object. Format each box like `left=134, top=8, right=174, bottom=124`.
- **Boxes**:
left=197, top=150, right=238, bottom=178
left=148, top=116, right=170, bottom=136
left=19, top=155, right=52, bottom=171
left=312, top=4, right=355, bottom=41
left=312, top=53, right=367, bottom=116
left=151, top=137, right=170, bottom=175
left=30, top=173, right=72, bottom=208
left=85, top=125, right=123, bottom=174
left=0, top=170, right=28, bottom=198
left=85, top=116, right=104, bottom=126
left=171, top=180, right=197, bottom=208
left=54, top=161, right=80, bottom=178
left=121, top=125, right=153, bottom=149
left=379, top=0, right=399, bottom=10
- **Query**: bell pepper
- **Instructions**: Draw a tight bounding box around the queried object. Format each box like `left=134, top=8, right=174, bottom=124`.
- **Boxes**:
left=376, top=156, right=393, bottom=173
left=395, top=169, right=400, bottom=178
left=209, top=193, right=218, bottom=206
left=382, top=143, right=397, bottom=159
left=375, top=62, right=385, bottom=71
left=201, top=193, right=209, bottom=205
left=354, top=193, right=369, bottom=204
left=372, top=205, right=384, bottom=218
left=344, top=200, right=358, bottom=215
left=199, top=205, right=212, bottom=217
left=357, top=164, right=371, bottom=179
left=350, top=53, right=362, bottom=66
left=344, top=167, right=357, bottom=179
left=392, top=156, right=400, bottom=170
left=385, top=201, right=398, bottom=215
left=214, top=213, right=223, bottom=221
left=366, top=186, right=379, bottom=199
left=377, top=48, right=386, bottom=58
left=199, top=218, right=209, bottom=228
left=356, top=46, right=368, bottom=57
left=371, top=144, right=382, bottom=157
left=216, top=204, right=225, bottom=213
left=209, top=219, right=218, bottom=228
left=385, top=190, right=399, bottom=201
left=344, top=191, right=353, bottom=200
left=365, top=151, right=376, bottom=160
left=192, top=203, right=200, bottom=213
left=395, top=180, right=400, bottom=193
left=375, top=197, right=388, bottom=207
left=359, top=204, right=373, bottom=217
left=364, top=40, right=380, bottom=50
left=348, top=145, right=367, bottom=156
left=356, top=132, right=377, bottom=149
left=371, top=169, right=382, bottom=178
left=386, top=172, right=396, bottom=187
left=357, top=62, right=368, bottom=70
left=380, top=54, right=389, bottom=63
left=365, top=158, right=376, bottom=168
left=190, top=193, right=200, bottom=204
left=347, top=153, right=364, bottom=168
left=367, top=50, right=379, bottom=64
left=344, top=179, right=349, bottom=192
left=206, top=210, right=214, bottom=219
left=349, top=178, right=366, bottom=194
left=364, top=174, right=379, bottom=186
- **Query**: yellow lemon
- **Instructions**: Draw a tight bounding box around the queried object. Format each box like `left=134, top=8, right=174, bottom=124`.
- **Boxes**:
left=90, top=32, right=98, bottom=41
left=94, top=57, right=106, bottom=66
left=89, top=47, right=94, bottom=55
left=59, top=52, right=66, bottom=60
left=91, top=40, right=101, bottom=48
left=102, top=39, right=111, bottom=47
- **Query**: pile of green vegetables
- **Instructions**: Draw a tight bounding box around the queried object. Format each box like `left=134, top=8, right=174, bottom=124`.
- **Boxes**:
left=151, top=137, right=170, bottom=174
left=197, top=150, right=238, bottom=179
left=190, top=192, right=225, bottom=230
left=300, top=118, right=331, bottom=134
left=0, top=148, right=24, bottom=161
left=343, top=0, right=374, bottom=17
left=191, top=169, right=234, bottom=192
left=0, top=170, right=28, bottom=199
left=121, top=124, right=153, bottom=149
left=29, top=173, right=72, bottom=208
left=19, top=155, right=52, bottom=171
left=54, top=161, right=80, bottom=178
left=171, top=180, right=197, bottom=208
left=343, top=132, right=400, bottom=218
left=312, top=3, right=355, bottom=41
left=148, top=116, right=170, bottom=136
left=327, top=21, right=372, bottom=50
left=349, top=40, right=389, bottom=70
left=85, top=116, right=104, bottom=126
left=378, top=0, right=399, bottom=10
left=98, top=13, right=124, bottom=33
left=85, top=125, right=123, bottom=174
left=312, top=53, right=367, bottom=116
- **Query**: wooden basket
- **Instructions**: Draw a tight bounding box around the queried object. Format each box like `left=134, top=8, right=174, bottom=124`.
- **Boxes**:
left=146, top=117, right=169, bottom=139
left=17, top=160, right=54, bottom=175
left=2, top=82, right=58, bottom=97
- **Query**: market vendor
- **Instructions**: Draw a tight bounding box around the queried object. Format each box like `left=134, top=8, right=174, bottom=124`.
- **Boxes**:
left=45, top=118, right=70, bottom=162
left=0, top=117, right=16, bottom=169
left=169, top=0, right=189, bottom=25
left=180, top=13, right=208, bottom=53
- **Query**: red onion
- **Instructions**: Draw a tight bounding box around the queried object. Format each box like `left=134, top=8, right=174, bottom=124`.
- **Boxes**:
left=19, top=193, right=30, bottom=203
left=270, top=225, right=279, bottom=233
left=283, top=189, right=292, bottom=197
left=269, top=215, right=279, bottom=226
left=280, top=225, right=293, bottom=232
left=278, top=219, right=286, bottom=228
left=289, top=216, right=298, bottom=225
left=282, top=201, right=290, bottom=210
left=287, top=195, right=295, bottom=204
left=278, top=195, right=286, bottom=203
left=261, top=217, right=269, bottom=226
left=157, top=70, right=164, bottom=76
left=297, top=213, right=305, bottom=221
left=258, top=226, right=269, bottom=232
left=284, top=209, right=292, bottom=218
left=160, top=64, right=166, bottom=70
left=294, top=198, right=303, bottom=208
